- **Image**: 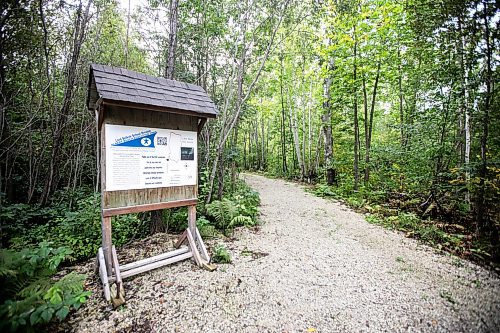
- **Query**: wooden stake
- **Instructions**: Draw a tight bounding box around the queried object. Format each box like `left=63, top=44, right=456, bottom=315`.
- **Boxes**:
left=111, top=246, right=122, bottom=287
left=101, top=216, right=112, bottom=275
left=186, top=228, right=203, bottom=266
left=195, top=227, right=210, bottom=262
left=188, top=205, right=196, bottom=236
left=175, top=230, right=188, bottom=248
left=98, top=248, right=111, bottom=301
left=111, top=246, right=125, bottom=307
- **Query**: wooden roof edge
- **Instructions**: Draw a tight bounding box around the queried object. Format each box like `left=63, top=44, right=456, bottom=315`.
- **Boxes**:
left=101, top=99, right=217, bottom=119
left=86, top=65, right=96, bottom=110
left=88, top=63, right=219, bottom=118
left=91, top=63, right=205, bottom=93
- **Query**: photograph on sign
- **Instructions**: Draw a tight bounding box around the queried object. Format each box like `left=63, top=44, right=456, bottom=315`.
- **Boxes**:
left=105, top=124, right=197, bottom=191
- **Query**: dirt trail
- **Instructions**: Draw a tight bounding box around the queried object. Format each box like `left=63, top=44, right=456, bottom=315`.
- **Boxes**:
left=59, top=174, right=500, bottom=333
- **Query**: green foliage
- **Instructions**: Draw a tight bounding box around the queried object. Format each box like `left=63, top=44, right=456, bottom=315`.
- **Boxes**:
left=163, top=207, right=188, bottom=233
left=197, top=216, right=217, bottom=238
left=206, top=199, right=240, bottom=230
left=204, top=179, right=260, bottom=232
left=9, top=194, right=146, bottom=261
left=0, top=242, right=90, bottom=332
left=229, top=180, right=261, bottom=220
left=212, top=244, right=231, bottom=264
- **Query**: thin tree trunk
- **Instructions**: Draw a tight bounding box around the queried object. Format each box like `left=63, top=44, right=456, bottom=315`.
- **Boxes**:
left=165, top=0, right=179, bottom=79
left=398, top=38, right=405, bottom=148
left=364, top=61, right=380, bottom=183
left=458, top=15, right=471, bottom=204
left=322, top=48, right=335, bottom=185
left=261, top=114, right=265, bottom=169
left=40, top=0, right=91, bottom=205
left=353, top=25, right=360, bottom=191
left=476, top=4, right=492, bottom=236
left=287, top=86, right=305, bottom=180
left=304, top=80, right=312, bottom=181
left=280, top=52, right=288, bottom=175
left=125, top=0, right=130, bottom=66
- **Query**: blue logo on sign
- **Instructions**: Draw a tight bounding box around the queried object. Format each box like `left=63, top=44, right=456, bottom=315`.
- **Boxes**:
left=112, top=132, right=157, bottom=148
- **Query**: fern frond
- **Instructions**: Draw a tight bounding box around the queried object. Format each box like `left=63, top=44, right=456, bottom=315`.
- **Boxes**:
left=53, top=272, right=87, bottom=294
left=230, top=215, right=253, bottom=228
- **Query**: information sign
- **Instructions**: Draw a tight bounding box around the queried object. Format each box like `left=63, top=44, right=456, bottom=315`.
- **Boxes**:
left=105, top=124, right=197, bottom=191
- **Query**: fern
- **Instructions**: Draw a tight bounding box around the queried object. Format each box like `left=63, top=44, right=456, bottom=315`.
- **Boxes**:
left=0, top=243, right=90, bottom=332
left=212, top=244, right=231, bottom=264
left=230, top=215, right=254, bottom=228
left=206, top=199, right=239, bottom=230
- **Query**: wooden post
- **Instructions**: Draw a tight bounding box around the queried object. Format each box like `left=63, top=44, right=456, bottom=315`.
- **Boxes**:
left=102, top=216, right=112, bottom=275
left=98, top=248, right=111, bottom=301
left=186, top=228, right=203, bottom=267
left=188, top=205, right=196, bottom=236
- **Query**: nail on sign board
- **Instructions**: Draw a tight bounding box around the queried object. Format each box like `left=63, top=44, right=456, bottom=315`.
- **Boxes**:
left=105, top=124, right=197, bottom=191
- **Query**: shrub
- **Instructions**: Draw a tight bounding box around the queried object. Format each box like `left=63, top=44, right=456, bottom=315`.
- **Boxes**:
left=10, top=194, right=146, bottom=261
left=197, top=216, right=216, bottom=238
left=0, top=242, right=90, bottom=332
left=230, top=180, right=260, bottom=221
left=212, top=244, right=231, bottom=264
left=206, top=199, right=240, bottom=230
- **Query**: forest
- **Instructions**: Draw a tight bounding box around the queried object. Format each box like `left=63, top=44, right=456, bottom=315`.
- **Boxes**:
left=0, top=0, right=498, bottom=331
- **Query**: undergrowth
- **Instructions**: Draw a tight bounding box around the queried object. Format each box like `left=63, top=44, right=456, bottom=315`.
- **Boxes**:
left=0, top=242, right=90, bottom=332
left=311, top=182, right=499, bottom=272
left=3, top=194, right=148, bottom=262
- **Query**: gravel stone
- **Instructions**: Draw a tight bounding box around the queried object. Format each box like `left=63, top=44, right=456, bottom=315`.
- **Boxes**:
left=55, top=174, right=500, bottom=333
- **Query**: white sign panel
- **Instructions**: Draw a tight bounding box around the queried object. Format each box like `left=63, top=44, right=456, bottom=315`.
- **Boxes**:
left=105, top=124, right=197, bottom=191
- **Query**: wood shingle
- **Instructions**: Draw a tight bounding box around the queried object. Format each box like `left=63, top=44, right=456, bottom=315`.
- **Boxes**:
left=87, top=64, right=218, bottom=118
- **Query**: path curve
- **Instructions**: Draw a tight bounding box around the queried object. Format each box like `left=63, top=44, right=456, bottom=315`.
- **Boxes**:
left=60, top=174, right=500, bottom=333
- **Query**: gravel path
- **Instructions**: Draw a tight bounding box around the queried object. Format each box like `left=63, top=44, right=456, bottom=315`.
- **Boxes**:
left=58, top=174, right=500, bottom=333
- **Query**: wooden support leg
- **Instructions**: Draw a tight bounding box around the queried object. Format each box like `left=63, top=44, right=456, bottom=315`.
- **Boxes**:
left=195, top=227, right=210, bottom=262
left=188, top=205, right=196, bottom=236
left=186, top=228, right=203, bottom=267
left=101, top=216, right=112, bottom=275
left=175, top=230, right=188, bottom=248
left=110, top=245, right=125, bottom=308
left=98, top=248, right=111, bottom=301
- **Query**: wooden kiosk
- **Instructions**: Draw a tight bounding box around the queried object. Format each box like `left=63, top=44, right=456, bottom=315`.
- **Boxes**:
left=87, top=64, right=218, bottom=305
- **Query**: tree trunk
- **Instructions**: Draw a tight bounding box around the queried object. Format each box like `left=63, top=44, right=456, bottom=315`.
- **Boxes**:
left=322, top=84, right=334, bottom=184
left=261, top=114, right=266, bottom=169
left=322, top=42, right=335, bottom=185
left=458, top=15, right=471, bottom=204
left=280, top=52, right=288, bottom=175
left=353, top=25, right=360, bottom=191
left=364, top=61, right=380, bottom=183
left=476, top=4, right=492, bottom=236
left=39, top=0, right=91, bottom=205
left=165, top=0, right=179, bottom=79
left=398, top=39, right=405, bottom=149
left=287, top=90, right=305, bottom=180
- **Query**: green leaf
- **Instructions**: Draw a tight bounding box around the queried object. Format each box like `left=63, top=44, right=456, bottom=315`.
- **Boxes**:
left=50, top=291, right=63, bottom=305
left=30, top=308, right=42, bottom=325
left=56, top=306, right=70, bottom=321
left=41, top=307, right=54, bottom=323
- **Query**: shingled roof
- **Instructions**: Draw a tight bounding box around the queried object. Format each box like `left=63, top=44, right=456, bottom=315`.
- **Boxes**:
left=87, top=64, right=218, bottom=118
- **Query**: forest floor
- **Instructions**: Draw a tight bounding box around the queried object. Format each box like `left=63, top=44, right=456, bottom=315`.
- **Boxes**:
left=56, top=174, right=499, bottom=333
